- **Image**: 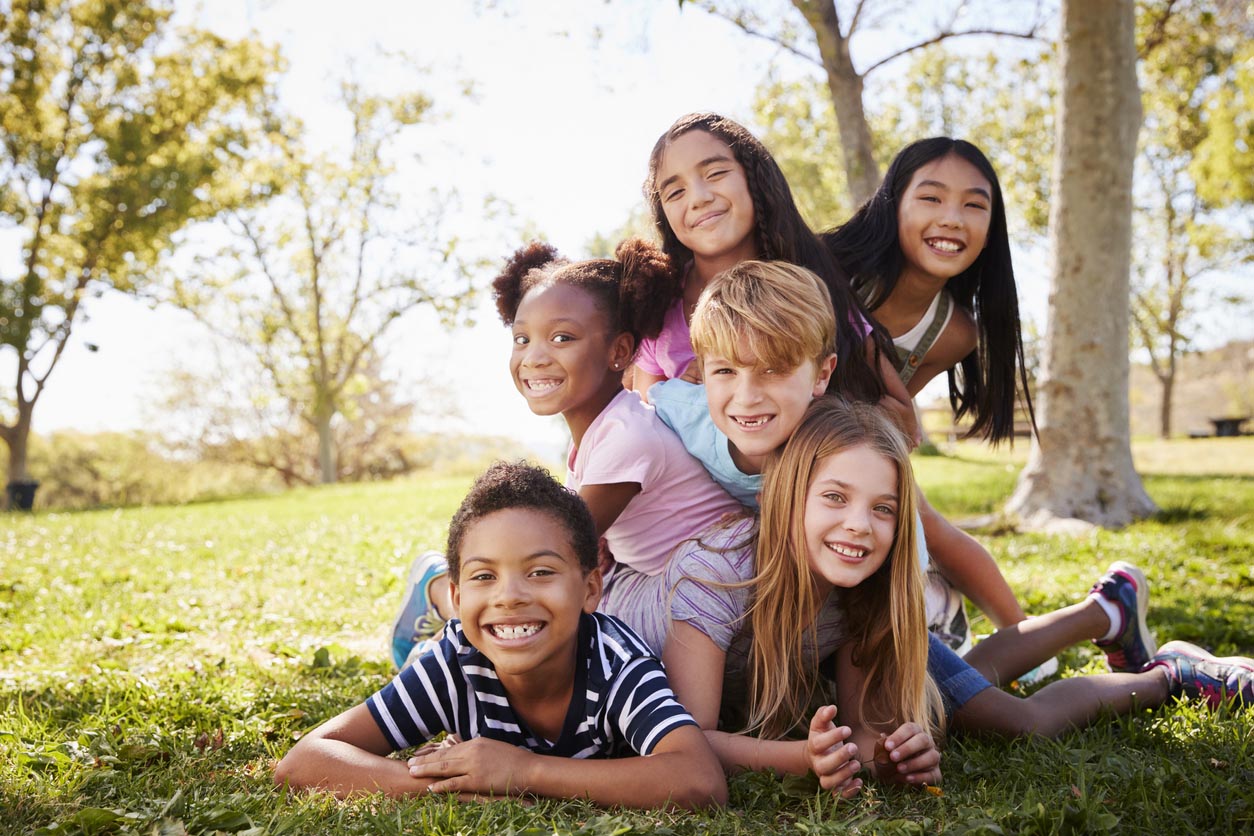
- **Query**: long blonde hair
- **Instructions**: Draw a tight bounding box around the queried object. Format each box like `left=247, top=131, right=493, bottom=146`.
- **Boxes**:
left=745, top=396, right=943, bottom=740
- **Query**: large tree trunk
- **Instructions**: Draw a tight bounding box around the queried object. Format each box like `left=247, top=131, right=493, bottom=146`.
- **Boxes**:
left=792, top=0, right=881, bottom=204
left=1007, top=0, right=1156, bottom=528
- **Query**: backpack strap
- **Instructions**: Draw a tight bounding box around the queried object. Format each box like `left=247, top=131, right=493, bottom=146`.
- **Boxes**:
left=894, top=292, right=952, bottom=386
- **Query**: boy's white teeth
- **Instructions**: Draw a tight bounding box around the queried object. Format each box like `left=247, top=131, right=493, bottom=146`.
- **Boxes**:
left=734, top=416, right=771, bottom=427
left=927, top=238, right=962, bottom=252
left=826, top=542, right=867, bottom=558
left=491, top=623, right=541, bottom=639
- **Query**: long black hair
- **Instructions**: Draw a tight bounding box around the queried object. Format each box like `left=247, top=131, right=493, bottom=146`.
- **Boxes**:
left=823, top=137, right=1035, bottom=444
left=644, top=112, right=889, bottom=405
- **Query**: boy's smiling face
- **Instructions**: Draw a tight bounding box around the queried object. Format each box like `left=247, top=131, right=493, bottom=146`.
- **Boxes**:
left=703, top=342, right=836, bottom=475
left=451, top=507, right=601, bottom=690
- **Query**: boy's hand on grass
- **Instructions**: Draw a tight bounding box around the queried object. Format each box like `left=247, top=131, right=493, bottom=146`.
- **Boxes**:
left=805, top=705, right=862, bottom=798
left=874, top=724, right=941, bottom=788
left=406, top=736, right=534, bottom=797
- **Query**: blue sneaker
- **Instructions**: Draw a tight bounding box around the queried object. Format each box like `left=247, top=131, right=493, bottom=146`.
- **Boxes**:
left=1090, top=561, right=1156, bottom=672
left=1149, top=641, right=1254, bottom=707
left=390, top=551, right=448, bottom=670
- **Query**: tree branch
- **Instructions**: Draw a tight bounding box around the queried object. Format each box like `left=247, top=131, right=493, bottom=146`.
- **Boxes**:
left=861, top=26, right=1044, bottom=76
left=1138, top=0, right=1179, bottom=60
left=697, top=2, right=824, bottom=68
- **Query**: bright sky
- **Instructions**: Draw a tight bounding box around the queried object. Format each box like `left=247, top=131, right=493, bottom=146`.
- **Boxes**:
left=22, top=0, right=793, bottom=457
left=11, top=1, right=1249, bottom=457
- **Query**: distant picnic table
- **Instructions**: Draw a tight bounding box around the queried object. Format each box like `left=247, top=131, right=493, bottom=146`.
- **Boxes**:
left=1209, top=416, right=1250, bottom=437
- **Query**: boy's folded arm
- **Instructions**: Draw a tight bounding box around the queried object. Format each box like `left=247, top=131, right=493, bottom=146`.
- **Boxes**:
left=273, top=703, right=438, bottom=799
left=406, top=726, right=727, bottom=809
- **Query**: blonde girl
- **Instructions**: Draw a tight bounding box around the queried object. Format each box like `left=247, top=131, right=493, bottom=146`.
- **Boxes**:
left=660, top=397, right=944, bottom=795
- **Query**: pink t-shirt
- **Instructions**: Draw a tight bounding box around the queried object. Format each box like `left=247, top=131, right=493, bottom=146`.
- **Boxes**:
left=567, top=389, right=742, bottom=577
left=633, top=296, right=693, bottom=379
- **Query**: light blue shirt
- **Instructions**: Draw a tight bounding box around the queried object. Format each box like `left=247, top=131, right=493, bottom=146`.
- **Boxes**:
left=649, top=379, right=761, bottom=507
left=648, top=378, right=930, bottom=570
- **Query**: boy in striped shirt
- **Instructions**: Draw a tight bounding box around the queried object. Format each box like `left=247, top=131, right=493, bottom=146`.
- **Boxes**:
left=274, top=461, right=726, bottom=809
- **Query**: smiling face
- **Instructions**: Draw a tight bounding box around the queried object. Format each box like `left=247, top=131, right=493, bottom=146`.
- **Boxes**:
left=803, top=445, right=899, bottom=597
left=451, top=507, right=601, bottom=688
left=895, top=153, right=993, bottom=287
left=656, top=130, right=758, bottom=275
left=509, top=282, right=633, bottom=435
left=703, top=342, right=836, bottom=475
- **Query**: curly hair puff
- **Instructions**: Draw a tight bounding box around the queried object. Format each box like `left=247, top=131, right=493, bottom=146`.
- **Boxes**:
left=491, top=238, right=680, bottom=344
left=445, top=460, right=599, bottom=578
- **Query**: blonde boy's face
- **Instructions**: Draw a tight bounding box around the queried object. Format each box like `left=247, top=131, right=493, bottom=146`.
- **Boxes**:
left=451, top=508, right=601, bottom=691
left=702, top=343, right=837, bottom=475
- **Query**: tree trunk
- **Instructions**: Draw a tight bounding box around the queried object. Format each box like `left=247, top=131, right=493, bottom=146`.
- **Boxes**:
left=315, top=410, right=337, bottom=484
left=1159, top=368, right=1174, bottom=439
left=793, top=0, right=881, bottom=204
left=1, top=403, right=34, bottom=486
left=1007, top=0, right=1156, bottom=528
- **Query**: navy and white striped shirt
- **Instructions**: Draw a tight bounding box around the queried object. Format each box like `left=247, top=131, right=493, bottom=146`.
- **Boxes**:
left=366, top=611, right=696, bottom=757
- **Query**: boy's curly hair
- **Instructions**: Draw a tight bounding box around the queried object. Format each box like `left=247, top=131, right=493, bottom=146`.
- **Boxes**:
left=445, top=461, right=599, bottom=578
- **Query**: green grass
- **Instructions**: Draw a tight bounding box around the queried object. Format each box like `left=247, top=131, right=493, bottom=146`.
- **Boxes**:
left=3, top=445, right=1253, bottom=835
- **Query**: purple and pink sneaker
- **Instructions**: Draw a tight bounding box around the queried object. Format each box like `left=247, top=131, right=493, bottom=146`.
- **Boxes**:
left=1090, top=561, right=1156, bottom=672
left=1148, top=641, right=1254, bottom=707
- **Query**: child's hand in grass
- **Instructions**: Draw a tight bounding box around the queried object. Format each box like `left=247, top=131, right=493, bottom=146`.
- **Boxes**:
left=407, top=736, right=534, bottom=797
left=805, top=705, right=862, bottom=798
left=873, top=724, right=941, bottom=788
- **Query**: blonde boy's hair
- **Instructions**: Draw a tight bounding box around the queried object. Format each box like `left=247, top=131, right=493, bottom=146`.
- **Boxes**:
left=689, top=260, right=836, bottom=372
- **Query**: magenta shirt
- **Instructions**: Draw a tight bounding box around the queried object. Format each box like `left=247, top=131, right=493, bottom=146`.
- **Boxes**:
left=633, top=296, right=693, bottom=380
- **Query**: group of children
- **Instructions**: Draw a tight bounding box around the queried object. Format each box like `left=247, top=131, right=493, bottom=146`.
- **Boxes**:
left=274, top=113, right=1254, bottom=809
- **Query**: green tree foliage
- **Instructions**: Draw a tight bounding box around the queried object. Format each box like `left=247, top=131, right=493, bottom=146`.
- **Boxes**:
left=168, top=78, right=493, bottom=484
left=1131, top=0, right=1254, bottom=437
left=0, top=0, right=277, bottom=496
left=684, top=0, right=1047, bottom=205
left=754, top=46, right=1054, bottom=235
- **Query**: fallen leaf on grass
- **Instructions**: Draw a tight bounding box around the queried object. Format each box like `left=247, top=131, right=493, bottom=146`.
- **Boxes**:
left=924, top=785, right=944, bottom=796
left=1209, top=758, right=1229, bottom=769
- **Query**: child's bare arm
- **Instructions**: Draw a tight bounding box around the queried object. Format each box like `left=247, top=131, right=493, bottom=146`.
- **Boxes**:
left=664, top=620, right=815, bottom=779
left=867, top=337, right=920, bottom=445
left=579, top=482, right=642, bottom=538
left=406, top=725, right=727, bottom=808
left=918, top=492, right=1026, bottom=628
left=631, top=366, right=667, bottom=403
left=273, top=703, right=436, bottom=798
left=661, top=620, right=725, bottom=727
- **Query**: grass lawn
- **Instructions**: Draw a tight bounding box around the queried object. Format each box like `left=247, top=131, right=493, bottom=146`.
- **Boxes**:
left=2, top=441, right=1252, bottom=835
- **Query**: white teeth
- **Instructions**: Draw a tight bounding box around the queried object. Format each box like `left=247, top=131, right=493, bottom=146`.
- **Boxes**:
left=826, top=542, right=867, bottom=558
left=527, top=379, right=560, bottom=392
left=733, top=416, right=770, bottom=427
left=491, top=623, right=541, bottom=640
left=927, top=238, right=962, bottom=253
